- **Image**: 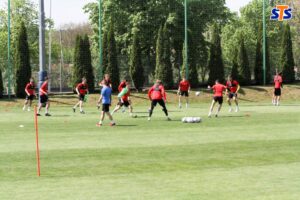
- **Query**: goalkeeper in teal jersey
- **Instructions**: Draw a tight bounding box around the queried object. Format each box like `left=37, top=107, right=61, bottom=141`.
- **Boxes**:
left=111, top=81, right=134, bottom=116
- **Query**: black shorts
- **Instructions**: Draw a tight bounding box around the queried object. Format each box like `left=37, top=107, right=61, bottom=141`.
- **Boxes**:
left=180, top=91, right=189, bottom=97
left=228, top=93, right=237, bottom=99
left=274, top=88, right=281, bottom=96
left=102, top=104, right=110, bottom=112
left=118, top=100, right=130, bottom=107
left=26, top=95, right=35, bottom=101
left=79, top=94, right=85, bottom=101
left=151, top=99, right=166, bottom=108
left=213, top=96, right=223, bottom=104
left=40, top=95, right=48, bottom=104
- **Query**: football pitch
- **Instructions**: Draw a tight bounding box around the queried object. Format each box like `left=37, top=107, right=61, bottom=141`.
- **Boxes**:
left=1, top=98, right=300, bottom=199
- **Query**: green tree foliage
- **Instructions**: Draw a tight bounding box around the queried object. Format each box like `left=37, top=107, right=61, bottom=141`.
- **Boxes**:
left=281, top=23, right=295, bottom=83
left=0, top=68, right=3, bottom=98
left=72, top=35, right=84, bottom=88
left=129, top=32, right=144, bottom=91
left=254, top=24, right=271, bottom=85
left=15, top=22, right=31, bottom=98
left=231, top=49, right=239, bottom=80
left=102, top=29, right=108, bottom=76
left=155, top=23, right=173, bottom=89
left=208, top=24, right=225, bottom=85
left=106, top=21, right=119, bottom=91
left=238, top=35, right=251, bottom=85
left=82, top=35, right=95, bottom=92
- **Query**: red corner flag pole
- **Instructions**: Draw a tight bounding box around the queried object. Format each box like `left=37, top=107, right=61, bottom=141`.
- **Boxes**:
left=34, top=106, right=41, bottom=177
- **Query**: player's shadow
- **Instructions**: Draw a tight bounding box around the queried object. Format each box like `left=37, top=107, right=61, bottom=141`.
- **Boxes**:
left=221, top=115, right=247, bottom=118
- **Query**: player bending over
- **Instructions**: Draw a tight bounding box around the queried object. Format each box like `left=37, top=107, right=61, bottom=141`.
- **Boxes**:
left=23, top=78, right=37, bottom=111
left=226, top=76, right=240, bottom=112
left=73, top=77, right=89, bottom=114
left=111, top=81, right=134, bottom=116
left=272, top=71, right=283, bottom=106
left=178, top=77, right=191, bottom=109
left=208, top=80, right=227, bottom=118
left=96, top=80, right=115, bottom=126
left=148, top=80, right=171, bottom=121
left=37, top=77, right=51, bottom=116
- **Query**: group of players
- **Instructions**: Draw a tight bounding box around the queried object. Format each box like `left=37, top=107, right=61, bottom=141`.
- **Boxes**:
left=22, top=71, right=283, bottom=125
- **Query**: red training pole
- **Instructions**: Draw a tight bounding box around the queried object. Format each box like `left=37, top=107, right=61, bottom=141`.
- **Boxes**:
left=34, top=106, right=41, bottom=177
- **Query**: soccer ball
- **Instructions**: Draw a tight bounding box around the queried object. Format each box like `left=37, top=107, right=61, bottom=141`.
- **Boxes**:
left=195, top=91, right=201, bottom=96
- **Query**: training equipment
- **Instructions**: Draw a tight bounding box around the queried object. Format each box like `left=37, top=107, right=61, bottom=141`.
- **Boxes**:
left=195, top=91, right=201, bottom=96
left=19, top=125, right=24, bottom=128
left=182, top=117, right=202, bottom=123
left=34, top=106, right=41, bottom=177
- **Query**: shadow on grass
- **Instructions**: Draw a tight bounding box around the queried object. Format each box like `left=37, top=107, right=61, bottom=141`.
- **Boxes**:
left=116, top=125, right=137, bottom=127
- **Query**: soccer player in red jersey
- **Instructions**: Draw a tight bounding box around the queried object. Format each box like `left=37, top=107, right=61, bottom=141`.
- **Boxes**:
left=177, top=77, right=191, bottom=109
left=208, top=80, right=227, bottom=118
left=23, top=78, right=37, bottom=111
left=272, top=71, right=283, bottom=106
left=37, top=77, right=51, bottom=116
left=73, top=77, right=89, bottom=114
left=226, top=76, right=240, bottom=112
left=99, top=74, right=112, bottom=88
left=148, top=80, right=171, bottom=121
left=111, top=81, right=134, bottom=116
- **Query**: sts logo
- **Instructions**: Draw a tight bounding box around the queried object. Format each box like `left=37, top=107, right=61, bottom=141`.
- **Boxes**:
left=271, top=5, right=292, bottom=21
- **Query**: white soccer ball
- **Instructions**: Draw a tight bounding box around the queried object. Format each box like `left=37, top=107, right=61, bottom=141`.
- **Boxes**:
left=182, top=117, right=187, bottom=123
left=195, top=91, right=201, bottom=96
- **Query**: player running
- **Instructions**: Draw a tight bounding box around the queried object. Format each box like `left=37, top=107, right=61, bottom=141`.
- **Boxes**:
left=23, top=78, right=37, bottom=111
left=148, top=80, right=171, bottom=121
left=111, top=80, right=134, bottom=116
left=208, top=80, right=227, bottom=118
left=96, top=80, right=115, bottom=126
left=37, top=77, right=51, bottom=116
left=73, top=77, right=89, bottom=114
left=226, top=76, right=240, bottom=112
left=272, top=71, right=283, bottom=106
left=178, top=77, right=191, bottom=109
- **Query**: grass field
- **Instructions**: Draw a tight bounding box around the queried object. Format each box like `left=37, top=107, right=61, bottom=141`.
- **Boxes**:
left=1, top=85, right=300, bottom=200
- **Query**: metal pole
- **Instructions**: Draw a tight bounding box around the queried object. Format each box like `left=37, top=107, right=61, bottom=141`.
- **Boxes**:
left=38, top=0, right=47, bottom=89
left=59, top=29, right=64, bottom=93
left=99, top=0, right=103, bottom=81
left=263, top=0, right=266, bottom=85
left=184, top=0, right=188, bottom=80
left=48, top=0, right=52, bottom=92
left=7, top=0, right=11, bottom=98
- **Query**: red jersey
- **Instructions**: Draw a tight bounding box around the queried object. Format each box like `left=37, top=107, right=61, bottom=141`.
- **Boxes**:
left=274, top=75, right=282, bottom=89
left=226, top=80, right=239, bottom=93
left=148, top=85, right=166, bottom=100
left=212, top=83, right=227, bottom=97
left=25, top=82, right=35, bottom=95
left=122, top=90, right=130, bottom=101
left=179, top=80, right=190, bottom=92
left=39, top=81, right=48, bottom=96
left=118, top=81, right=126, bottom=92
left=77, top=83, right=88, bottom=95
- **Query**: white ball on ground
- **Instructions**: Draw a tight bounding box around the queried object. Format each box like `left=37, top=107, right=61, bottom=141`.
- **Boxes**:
left=182, top=117, right=187, bottom=123
left=195, top=91, right=201, bottom=96
left=19, top=125, right=24, bottom=128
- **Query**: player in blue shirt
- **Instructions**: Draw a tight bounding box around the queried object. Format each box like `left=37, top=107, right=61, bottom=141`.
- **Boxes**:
left=96, top=80, right=116, bottom=126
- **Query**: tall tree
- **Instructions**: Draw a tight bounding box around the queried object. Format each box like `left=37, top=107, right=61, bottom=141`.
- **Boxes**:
left=231, top=49, right=239, bottom=80
left=129, top=32, right=144, bottom=91
left=106, top=21, right=119, bottom=91
left=82, top=35, right=95, bottom=92
left=254, top=27, right=263, bottom=85
left=155, top=23, right=173, bottom=89
left=72, top=35, right=84, bottom=88
left=254, top=24, right=271, bottom=85
left=0, top=68, right=3, bottom=98
left=208, top=24, right=225, bottom=85
left=15, top=22, right=31, bottom=98
left=238, top=34, right=251, bottom=85
left=281, top=23, right=295, bottom=83
left=102, top=29, right=108, bottom=76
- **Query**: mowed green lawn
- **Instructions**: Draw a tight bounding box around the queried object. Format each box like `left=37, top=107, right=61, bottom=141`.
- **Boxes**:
left=1, top=99, right=300, bottom=200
